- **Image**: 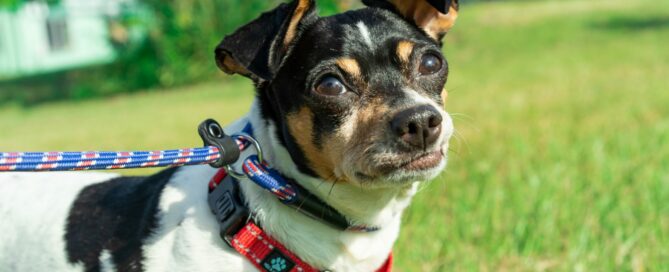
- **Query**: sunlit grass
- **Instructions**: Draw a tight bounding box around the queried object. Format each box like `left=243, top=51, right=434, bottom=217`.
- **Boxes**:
left=1, top=0, right=668, bottom=270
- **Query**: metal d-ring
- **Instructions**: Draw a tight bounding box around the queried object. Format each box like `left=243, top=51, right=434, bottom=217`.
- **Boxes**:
left=225, top=134, right=264, bottom=179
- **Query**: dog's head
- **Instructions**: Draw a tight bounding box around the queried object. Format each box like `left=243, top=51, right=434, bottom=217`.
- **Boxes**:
left=216, top=0, right=458, bottom=187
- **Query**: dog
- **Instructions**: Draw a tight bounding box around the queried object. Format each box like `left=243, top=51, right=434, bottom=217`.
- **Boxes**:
left=0, top=0, right=458, bottom=271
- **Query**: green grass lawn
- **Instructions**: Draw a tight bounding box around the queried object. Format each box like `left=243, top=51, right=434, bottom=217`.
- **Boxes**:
left=1, top=0, right=668, bottom=270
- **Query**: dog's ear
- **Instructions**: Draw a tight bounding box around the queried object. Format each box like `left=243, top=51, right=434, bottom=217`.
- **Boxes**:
left=363, top=0, right=458, bottom=42
left=215, top=0, right=317, bottom=82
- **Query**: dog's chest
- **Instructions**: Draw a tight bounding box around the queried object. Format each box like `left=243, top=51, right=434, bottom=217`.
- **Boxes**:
left=139, top=164, right=256, bottom=271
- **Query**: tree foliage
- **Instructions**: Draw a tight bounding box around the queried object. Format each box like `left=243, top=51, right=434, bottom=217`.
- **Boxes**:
left=0, top=0, right=59, bottom=9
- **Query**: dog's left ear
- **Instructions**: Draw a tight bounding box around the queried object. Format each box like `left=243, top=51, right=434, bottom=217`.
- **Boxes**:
left=215, top=0, right=317, bottom=82
left=363, top=0, right=458, bottom=42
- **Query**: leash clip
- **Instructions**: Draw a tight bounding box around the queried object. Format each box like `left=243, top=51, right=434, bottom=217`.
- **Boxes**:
left=225, top=134, right=264, bottom=179
left=198, top=119, right=241, bottom=168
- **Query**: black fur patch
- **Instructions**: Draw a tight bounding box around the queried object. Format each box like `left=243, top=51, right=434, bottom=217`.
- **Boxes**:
left=64, top=167, right=178, bottom=272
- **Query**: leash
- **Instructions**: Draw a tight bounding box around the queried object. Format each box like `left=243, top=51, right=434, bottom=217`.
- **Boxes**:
left=0, top=147, right=221, bottom=171
left=0, top=119, right=240, bottom=172
left=0, top=120, right=298, bottom=203
left=0, top=118, right=392, bottom=271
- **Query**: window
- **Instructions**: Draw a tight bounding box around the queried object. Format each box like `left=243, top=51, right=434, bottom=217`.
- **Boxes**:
left=46, top=16, right=69, bottom=51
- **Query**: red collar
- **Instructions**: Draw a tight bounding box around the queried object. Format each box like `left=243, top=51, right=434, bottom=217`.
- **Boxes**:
left=232, top=221, right=392, bottom=272
left=209, top=168, right=393, bottom=272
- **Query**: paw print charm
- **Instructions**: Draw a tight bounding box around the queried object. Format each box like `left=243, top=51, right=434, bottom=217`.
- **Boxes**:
left=262, top=250, right=294, bottom=272
left=263, top=257, right=287, bottom=272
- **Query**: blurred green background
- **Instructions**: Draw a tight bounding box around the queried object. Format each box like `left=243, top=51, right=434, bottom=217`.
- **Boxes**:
left=0, top=0, right=357, bottom=104
left=1, top=0, right=668, bottom=271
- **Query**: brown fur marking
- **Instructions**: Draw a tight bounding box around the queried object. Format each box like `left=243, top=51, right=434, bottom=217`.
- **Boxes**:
left=283, top=0, right=311, bottom=47
left=286, top=100, right=394, bottom=182
left=286, top=107, right=338, bottom=181
left=396, top=40, right=415, bottom=65
left=335, top=58, right=362, bottom=80
left=217, top=54, right=252, bottom=76
left=340, top=98, right=393, bottom=176
left=389, top=0, right=458, bottom=40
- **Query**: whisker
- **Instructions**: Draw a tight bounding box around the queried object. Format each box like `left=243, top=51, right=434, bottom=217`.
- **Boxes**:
left=448, top=112, right=475, bottom=122
left=328, top=180, right=337, bottom=198
left=451, top=129, right=471, bottom=156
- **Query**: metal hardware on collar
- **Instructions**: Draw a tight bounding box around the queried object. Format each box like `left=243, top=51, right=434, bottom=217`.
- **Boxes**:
left=225, top=134, right=264, bottom=179
left=198, top=119, right=241, bottom=168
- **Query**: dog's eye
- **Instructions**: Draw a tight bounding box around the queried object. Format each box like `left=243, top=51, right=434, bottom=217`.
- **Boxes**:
left=315, top=76, right=346, bottom=96
left=418, top=53, right=442, bottom=75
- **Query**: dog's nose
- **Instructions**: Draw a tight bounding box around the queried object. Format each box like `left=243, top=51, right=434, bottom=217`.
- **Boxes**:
left=390, top=105, right=443, bottom=150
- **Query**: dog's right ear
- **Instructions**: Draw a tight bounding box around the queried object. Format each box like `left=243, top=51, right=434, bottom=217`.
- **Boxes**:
left=363, top=0, right=458, bottom=42
left=215, top=0, right=317, bottom=82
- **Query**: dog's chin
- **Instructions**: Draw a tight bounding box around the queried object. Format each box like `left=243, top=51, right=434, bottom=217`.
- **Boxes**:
left=348, top=150, right=447, bottom=188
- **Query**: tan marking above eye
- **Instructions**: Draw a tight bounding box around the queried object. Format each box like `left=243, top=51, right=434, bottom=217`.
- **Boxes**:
left=396, top=40, right=415, bottom=65
left=335, top=58, right=362, bottom=80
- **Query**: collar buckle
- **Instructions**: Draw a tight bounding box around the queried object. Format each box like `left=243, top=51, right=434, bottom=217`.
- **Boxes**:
left=207, top=172, right=250, bottom=247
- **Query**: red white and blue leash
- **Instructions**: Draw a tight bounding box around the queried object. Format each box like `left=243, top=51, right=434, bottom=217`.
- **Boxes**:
left=0, top=147, right=221, bottom=172
left=0, top=121, right=298, bottom=204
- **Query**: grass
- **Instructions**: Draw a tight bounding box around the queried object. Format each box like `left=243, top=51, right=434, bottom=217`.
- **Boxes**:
left=1, top=0, right=668, bottom=270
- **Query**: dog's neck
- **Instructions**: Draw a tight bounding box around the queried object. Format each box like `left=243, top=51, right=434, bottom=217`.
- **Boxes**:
left=230, top=101, right=418, bottom=270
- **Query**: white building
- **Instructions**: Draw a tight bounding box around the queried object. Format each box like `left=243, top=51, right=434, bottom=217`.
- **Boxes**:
left=0, top=0, right=139, bottom=79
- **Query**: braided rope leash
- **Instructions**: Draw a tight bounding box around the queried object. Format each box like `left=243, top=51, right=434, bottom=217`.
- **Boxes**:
left=0, top=147, right=221, bottom=171
left=242, top=155, right=297, bottom=203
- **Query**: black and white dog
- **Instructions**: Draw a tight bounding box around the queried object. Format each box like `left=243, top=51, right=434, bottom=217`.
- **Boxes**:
left=0, top=0, right=458, bottom=271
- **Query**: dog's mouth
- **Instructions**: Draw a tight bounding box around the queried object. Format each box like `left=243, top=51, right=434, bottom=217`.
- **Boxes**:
left=353, top=149, right=446, bottom=183
left=397, top=150, right=444, bottom=171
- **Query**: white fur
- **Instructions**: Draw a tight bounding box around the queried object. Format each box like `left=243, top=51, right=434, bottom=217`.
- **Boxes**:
left=356, top=21, right=374, bottom=48
left=100, top=250, right=117, bottom=272
left=0, top=172, right=117, bottom=271
left=0, top=99, right=449, bottom=271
